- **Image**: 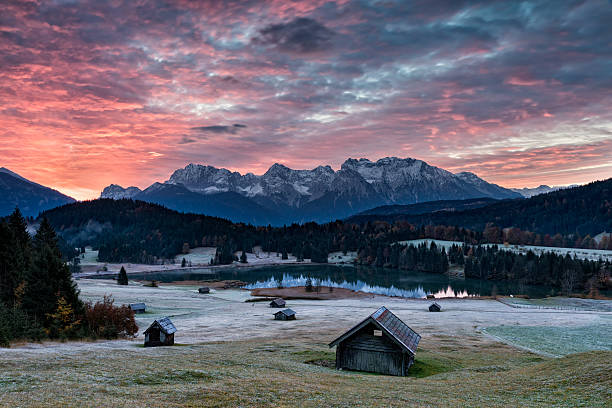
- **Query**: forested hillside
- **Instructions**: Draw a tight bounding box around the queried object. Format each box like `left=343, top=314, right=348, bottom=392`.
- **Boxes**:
left=40, top=198, right=612, bottom=294
left=349, top=178, right=612, bottom=241
left=42, top=199, right=483, bottom=264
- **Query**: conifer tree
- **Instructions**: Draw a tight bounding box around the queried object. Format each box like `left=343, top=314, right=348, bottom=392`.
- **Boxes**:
left=0, top=222, right=19, bottom=306
left=240, top=250, right=247, bottom=263
left=117, top=266, right=128, bottom=285
left=0, top=209, right=31, bottom=307
left=22, top=218, right=83, bottom=328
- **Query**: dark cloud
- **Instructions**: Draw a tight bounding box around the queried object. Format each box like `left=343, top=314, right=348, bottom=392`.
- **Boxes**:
left=191, top=124, right=247, bottom=134
left=255, top=17, right=335, bottom=53
left=178, top=136, right=197, bottom=144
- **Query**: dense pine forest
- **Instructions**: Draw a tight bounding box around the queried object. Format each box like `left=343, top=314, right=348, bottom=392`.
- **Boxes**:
left=384, top=242, right=610, bottom=296
left=0, top=209, right=136, bottom=345
left=349, top=178, right=612, bottom=244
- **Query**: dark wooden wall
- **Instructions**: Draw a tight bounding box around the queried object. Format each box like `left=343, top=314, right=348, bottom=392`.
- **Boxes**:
left=335, top=324, right=413, bottom=376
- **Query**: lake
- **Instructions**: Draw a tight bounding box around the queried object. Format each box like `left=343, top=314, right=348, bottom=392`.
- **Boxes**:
left=107, top=264, right=559, bottom=298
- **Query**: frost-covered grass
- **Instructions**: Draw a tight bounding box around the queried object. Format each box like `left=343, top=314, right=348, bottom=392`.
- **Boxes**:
left=174, top=247, right=216, bottom=266
left=0, top=339, right=609, bottom=407
left=327, top=251, right=357, bottom=263
left=500, top=297, right=612, bottom=312
left=396, top=239, right=460, bottom=250
left=79, top=246, right=99, bottom=265
left=485, top=316, right=612, bottom=357
left=396, top=239, right=612, bottom=262
left=482, top=243, right=612, bottom=262
left=1, top=278, right=611, bottom=406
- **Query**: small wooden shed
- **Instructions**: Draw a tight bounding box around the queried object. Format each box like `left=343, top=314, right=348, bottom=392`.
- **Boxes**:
left=273, top=308, right=296, bottom=321
left=198, top=287, right=210, bottom=294
left=144, top=317, right=177, bottom=347
left=429, top=302, right=441, bottom=312
left=329, top=306, right=420, bottom=376
left=129, top=303, right=146, bottom=314
left=269, top=298, right=286, bottom=308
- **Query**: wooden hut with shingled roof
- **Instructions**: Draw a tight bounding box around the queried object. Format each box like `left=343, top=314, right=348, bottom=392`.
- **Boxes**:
left=269, top=298, right=286, bottom=308
left=329, top=306, right=420, bottom=376
left=144, top=317, right=176, bottom=347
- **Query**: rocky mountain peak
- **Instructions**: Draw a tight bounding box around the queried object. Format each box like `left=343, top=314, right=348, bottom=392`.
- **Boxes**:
left=100, top=184, right=141, bottom=199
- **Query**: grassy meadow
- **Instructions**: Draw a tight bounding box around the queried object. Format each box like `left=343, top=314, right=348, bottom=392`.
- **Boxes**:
left=1, top=337, right=610, bottom=407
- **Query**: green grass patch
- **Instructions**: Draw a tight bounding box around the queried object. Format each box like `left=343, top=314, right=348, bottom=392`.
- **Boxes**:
left=407, top=353, right=460, bottom=378
left=296, top=349, right=458, bottom=378
left=295, top=349, right=336, bottom=368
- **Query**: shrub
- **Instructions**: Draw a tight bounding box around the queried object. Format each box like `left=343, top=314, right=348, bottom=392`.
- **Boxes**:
left=85, top=295, right=138, bottom=339
left=0, top=303, right=44, bottom=347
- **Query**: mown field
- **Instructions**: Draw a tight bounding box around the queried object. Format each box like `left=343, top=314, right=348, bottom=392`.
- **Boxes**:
left=1, top=337, right=610, bottom=408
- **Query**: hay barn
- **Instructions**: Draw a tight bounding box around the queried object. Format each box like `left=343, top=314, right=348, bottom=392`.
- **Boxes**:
left=273, top=308, right=296, bottom=320
left=144, top=317, right=176, bottom=347
left=329, top=306, right=420, bottom=376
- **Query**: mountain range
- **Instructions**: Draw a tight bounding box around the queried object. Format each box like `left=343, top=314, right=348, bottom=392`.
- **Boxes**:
left=510, top=184, right=574, bottom=197
left=347, top=178, right=612, bottom=237
left=100, top=157, right=522, bottom=224
left=0, top=168, right=75, bottom=217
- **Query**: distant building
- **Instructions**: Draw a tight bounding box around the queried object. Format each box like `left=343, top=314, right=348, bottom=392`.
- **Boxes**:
left=198, top=287, right=210, bottom=294
left=129, top=303, right=146, bottom=314
left=329, top=306, right=420, bottom=376
left=273, top=308, right=296, bottom=321
left=144, top=317, right=176, bottom=347
left=269, top=298, right=286, bottom=308
left=429, top=303, right=441, bottom=312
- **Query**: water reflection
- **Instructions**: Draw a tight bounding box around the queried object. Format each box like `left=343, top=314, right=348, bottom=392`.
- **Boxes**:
left=244, top=273, right=428, bottom=298
left=103, top=264, right=556, bottom=299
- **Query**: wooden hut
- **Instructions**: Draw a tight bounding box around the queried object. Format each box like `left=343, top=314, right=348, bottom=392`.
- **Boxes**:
left=198, top=287, right=210, bottom=294
left=273, top=308, right=296, bottom=321
left=144, top=317, right=176, bottom=347
left=129, top=303, right=146, bottom=314
left=428, top=302, right=441, bottom=312
left=269, top=298, right=286, bottom=308
left=329, top=306, right=420, bottom=376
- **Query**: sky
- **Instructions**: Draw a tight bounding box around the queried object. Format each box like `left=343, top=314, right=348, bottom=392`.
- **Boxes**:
left=1, top=0, right=611, bottom=200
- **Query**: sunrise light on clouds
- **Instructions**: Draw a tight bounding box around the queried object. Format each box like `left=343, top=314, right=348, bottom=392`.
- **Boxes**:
left=2, top=0, right=611, bottom=199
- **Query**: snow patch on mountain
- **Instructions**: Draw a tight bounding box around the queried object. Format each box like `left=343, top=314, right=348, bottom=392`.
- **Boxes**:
left=100, top=184, right=142, bottom=199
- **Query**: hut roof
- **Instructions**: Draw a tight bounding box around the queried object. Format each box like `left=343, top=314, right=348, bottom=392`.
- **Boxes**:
left=274, top=308, right=295, bottom=317
left=430, top=302, right=441, bottom=309
left=144, top=317, right=177, bottom=335
left=129, top=303, right=146, bottom=311
left=270, top=298, right=286, bottom=306
left=329, top=306, right=420, bottom=355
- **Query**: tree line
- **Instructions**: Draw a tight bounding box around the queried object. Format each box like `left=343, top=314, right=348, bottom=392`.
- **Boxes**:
left=40, top=199, right=612, bottom=295
left=0, top=209, right=136, bottom=346
left=349, top=178, right=612, bottom=245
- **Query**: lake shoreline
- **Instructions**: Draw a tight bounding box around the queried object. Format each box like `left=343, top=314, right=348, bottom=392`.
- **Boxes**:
left=75, top=260, right=334, bottom=279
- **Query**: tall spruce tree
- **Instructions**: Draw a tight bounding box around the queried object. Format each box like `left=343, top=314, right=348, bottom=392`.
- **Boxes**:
left=22, top=218, right=83, bottom=327
left=117, top=266, right=128, bottom=285
left=0, top=222, right=19, bottom=307
left=0, top=209, right=31, bottom=308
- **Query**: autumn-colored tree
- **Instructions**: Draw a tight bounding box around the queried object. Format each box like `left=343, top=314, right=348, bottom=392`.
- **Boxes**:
left=45, top=296, right=82, bottom=339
